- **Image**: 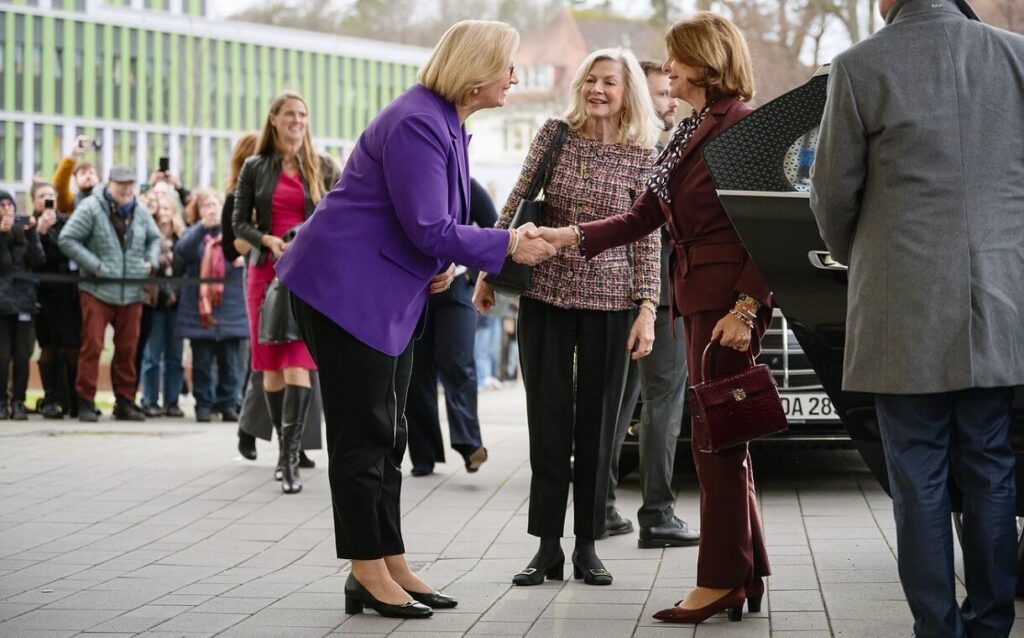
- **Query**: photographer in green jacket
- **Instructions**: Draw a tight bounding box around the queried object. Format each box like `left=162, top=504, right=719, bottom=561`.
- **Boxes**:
left=59, top=165, right=161, bottom=422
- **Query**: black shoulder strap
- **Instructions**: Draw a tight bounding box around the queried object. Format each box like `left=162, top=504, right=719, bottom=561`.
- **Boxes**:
left=526, top=121, right=570, bottom=202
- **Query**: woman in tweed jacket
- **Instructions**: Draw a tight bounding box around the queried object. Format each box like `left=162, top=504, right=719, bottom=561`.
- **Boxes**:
left=474, top=48, right=662, bottom=587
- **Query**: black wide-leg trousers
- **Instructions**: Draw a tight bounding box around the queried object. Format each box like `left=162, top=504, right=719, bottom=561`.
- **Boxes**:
left=517, top=297, right=632, bottom=540
left=293, top=296, right=413, bottom=560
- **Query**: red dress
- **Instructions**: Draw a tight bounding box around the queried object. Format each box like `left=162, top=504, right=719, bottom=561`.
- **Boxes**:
left=246, top=171, right=317, bottom=372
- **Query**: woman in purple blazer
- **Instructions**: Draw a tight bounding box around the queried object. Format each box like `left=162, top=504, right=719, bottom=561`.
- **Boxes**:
left=276, top=20, right=554, bottom=620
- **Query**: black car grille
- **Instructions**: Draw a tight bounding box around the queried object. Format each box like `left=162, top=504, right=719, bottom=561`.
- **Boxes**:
left=762, top=309, right=821, bottom=390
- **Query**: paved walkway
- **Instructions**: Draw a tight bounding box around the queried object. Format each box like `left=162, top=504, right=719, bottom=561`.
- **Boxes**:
left=0, top=385, right=1017, bottom=637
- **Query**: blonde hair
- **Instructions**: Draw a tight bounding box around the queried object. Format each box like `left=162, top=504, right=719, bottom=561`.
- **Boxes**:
left=256, top=92, right=325, bottom=204
left=665, top=12, right=754, bottom=103
left=140, top=189, right=185, bottom=238
left=184, top=189, right=223, bottom=228
left=226, top=132, right=260, bottom=193
left=417, top=20, right=520, bottom=105
left=562, top=48, right=662, bottom=149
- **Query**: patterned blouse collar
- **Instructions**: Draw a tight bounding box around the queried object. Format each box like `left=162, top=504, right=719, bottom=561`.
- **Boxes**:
left=648, top=101, right=714, bottom=204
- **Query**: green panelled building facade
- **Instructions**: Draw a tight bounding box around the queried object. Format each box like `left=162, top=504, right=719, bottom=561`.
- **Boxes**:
left=0, top=0, right=428, bottom=198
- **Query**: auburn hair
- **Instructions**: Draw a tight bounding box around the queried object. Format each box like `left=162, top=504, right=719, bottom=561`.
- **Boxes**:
left=226, top=132, right=259, bottom=194
left=665, top=12, right=754, bottom=103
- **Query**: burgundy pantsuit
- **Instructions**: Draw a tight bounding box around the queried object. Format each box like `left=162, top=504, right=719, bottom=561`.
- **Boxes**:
left=685, top=309, right=771, bottom=588
left=580, top=96, right=772, bottom=590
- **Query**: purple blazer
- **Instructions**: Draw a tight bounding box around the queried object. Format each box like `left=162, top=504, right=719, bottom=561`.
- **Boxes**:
left=276, top=85, right=509, bottom=356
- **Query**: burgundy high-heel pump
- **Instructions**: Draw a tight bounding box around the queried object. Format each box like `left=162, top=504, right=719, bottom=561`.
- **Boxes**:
left=652, top=588, right=746, bottom=624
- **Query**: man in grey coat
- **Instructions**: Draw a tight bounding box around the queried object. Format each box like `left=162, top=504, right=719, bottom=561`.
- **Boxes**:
left=810, top=0, right=1023, bottom=634
left=60, top=166, right=161, bottom=422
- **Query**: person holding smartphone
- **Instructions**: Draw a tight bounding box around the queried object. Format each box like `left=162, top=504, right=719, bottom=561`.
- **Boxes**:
left=0, top=189, right=45, bottom=420
left=51, top=135, right=100, bottom=214
left=30, top=181, right=82, bottom=419
left=147, top=157, right=192, bottom=210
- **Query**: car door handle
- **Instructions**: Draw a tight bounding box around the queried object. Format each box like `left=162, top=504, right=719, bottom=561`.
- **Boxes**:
left=808, top=250, right=848, bottom=271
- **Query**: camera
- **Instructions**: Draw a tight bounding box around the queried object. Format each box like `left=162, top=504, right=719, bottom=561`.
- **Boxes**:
left=77, top=137, right=102, bottom=152
left=44, top=197, right=55, bottom=211
left=158, top=156, right=170, bottom=173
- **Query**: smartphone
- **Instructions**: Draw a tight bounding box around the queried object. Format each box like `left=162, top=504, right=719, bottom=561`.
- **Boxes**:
left=77, top=137, right=102, bottom=152
left=158, top=157, right=170, bottom=173
left=44, top=197, right=55, bottom=211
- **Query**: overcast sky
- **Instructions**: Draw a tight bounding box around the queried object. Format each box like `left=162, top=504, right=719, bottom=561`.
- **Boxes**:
left=207, top=0, right=855, bottom=64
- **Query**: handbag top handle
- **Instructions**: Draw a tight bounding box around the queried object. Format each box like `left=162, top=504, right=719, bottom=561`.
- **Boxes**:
left=525, top=121, right=570, bottom=202
left=700, top=339, right=756, bottom=383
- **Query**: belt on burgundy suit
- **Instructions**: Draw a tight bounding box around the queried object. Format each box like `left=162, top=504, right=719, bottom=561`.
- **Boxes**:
left=671, top=229, right=745, bottom=279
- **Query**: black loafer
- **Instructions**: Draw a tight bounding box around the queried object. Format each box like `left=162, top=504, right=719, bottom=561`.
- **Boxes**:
left=512, top=550, right=565, bottom=586
left=601, top=511, right=634, bottom=538
left=638, top=517, right=700, bottom=548
left=142, top=404, right=164, bottom=418
left=571, top=550, right=613, bottom=586
left=406, top=589, right=458, bottom=609
left=344, top=574, right=432, bottom=618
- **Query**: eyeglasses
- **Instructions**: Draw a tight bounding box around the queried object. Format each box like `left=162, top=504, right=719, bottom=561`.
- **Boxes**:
left=508, top=63, right=516, bottom=80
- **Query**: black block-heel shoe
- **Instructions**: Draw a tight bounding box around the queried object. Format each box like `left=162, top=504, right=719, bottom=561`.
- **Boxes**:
left=406, top=589, right=458, bottom=609
left=512, top=550, right=565, bottom=586
left=344, top=574, right=432, bottom=618
left=746, top=577, right=764, bottom=613
left=571, top=550, right=613, bottom=586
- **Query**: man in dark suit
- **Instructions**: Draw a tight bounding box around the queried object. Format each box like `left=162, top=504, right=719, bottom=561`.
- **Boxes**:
left=811, top=0, right=1024, bottom=634
left=405, top=179, right=498, bottom=476
left=601, top=61, right=699, bottom=550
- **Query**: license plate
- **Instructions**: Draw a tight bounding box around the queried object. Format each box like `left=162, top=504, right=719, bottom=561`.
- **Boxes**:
left=780, top=393, right=837, bottom=419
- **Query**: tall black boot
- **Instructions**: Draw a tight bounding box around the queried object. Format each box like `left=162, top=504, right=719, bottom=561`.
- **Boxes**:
left=281, top=385, right=311, bottom=494
left=37, top=360, right=63, bottom=419
left=264, top=389, right=285, bottom=482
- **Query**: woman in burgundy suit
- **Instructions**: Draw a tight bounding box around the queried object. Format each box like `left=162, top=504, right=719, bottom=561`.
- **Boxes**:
left=536, top=12, right=772, bottom=624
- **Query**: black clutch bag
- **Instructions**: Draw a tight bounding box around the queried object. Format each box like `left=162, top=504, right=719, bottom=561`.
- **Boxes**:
left=258, top=277, right=301, bottom=345
left=257, top=225, right=301, bottom=345
left=484, top=121, right=569, bottom=296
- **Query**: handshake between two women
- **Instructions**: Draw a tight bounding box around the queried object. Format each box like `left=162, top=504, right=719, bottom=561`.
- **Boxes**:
left=505, top=223, right=581, bottom=267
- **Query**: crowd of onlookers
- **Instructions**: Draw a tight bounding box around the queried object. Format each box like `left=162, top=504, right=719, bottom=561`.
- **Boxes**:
left=0, top=135, right=518, bottom=423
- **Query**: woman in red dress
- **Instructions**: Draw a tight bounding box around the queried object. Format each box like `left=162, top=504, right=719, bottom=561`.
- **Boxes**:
left=232, top=92, right=340, bottom=494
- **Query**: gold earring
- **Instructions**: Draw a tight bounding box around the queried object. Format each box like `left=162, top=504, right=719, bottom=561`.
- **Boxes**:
left=472, top=88, right=480, bottom=95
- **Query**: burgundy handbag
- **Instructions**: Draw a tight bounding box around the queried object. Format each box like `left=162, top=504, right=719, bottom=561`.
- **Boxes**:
left=690, top=340, right=788, bottom=453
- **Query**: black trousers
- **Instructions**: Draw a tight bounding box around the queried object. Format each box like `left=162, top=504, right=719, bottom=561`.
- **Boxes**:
left=406, top=275, right=483, bottom=467
left=518, top=297, right=632, bottom=539
left=293, top=296, right=412, bottom=560
left=0, top=314, right=34, bottom=402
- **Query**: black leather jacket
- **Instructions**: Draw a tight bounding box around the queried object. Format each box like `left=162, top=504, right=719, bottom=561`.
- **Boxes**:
left=232, top=151, right=340, bottom=266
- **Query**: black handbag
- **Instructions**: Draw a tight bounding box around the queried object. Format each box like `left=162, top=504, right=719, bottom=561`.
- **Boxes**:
left=258, top=277, right=301, bottom=345
left=257, top=226, right=301, bottom=345
left=484, top=121, right=569, bottom=296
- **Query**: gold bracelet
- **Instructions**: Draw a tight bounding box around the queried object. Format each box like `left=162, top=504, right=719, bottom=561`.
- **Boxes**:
left=571, top=225, right=582, bottom=246
left=737, top=293, right=760, bottom=311
left=507, top=229, right=520, bottom=257
left=732, top=306, right=756, bottom=322
left=640, top=300, right=657, bottom=320
left=729, top=308, right=754, bottom=329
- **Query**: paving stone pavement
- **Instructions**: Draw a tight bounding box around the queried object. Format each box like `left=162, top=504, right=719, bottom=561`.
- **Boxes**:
left=0, top=384, right=1021, bottom=637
